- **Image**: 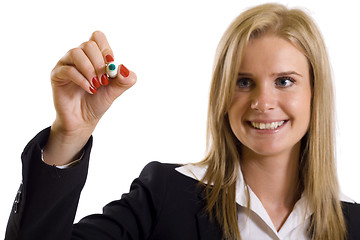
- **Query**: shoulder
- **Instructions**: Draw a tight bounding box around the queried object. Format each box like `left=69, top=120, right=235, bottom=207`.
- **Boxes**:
left=341, top=200, right=360, bottom=221
left=136, top=162, right=206, bottom=204
left=138, top=161, right=182, bottom=187
left=139, top=162, right=198, bottom=186
left=131, top=162, right=221, bottom=239
left=132, top=162, right=206, bottom=215
left=341, top=201, right=360, bottom=239
left=139, top=161, right=181, bottom=177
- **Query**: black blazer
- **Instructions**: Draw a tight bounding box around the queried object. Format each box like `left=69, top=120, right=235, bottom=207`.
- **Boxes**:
left=5, top=128, right=360, bottom=240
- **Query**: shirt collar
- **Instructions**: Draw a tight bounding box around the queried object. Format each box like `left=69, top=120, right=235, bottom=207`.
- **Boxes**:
left=176, top=163, right=313, bottom=235
left=176, top=163, right=353, bottom=238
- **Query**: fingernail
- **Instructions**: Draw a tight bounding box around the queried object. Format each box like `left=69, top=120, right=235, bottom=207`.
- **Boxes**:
left=92, top=77, right=101, bottom=88
left=105, top=55, right=114, bottom=63
left=101, top=74, right=109, bottom=86
left=89, top=86, right=97, bottom=94
left=120, top=64, right=129, bottom=78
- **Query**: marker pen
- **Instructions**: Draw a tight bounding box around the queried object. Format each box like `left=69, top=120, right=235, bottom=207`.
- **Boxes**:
left=106, top=62, right=118, bottom=78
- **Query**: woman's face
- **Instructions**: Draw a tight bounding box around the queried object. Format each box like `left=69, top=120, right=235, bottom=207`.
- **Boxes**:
left=228, top=34, right=312, bottom=158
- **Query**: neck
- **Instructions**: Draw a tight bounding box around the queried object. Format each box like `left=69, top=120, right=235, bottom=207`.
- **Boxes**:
left=240, top=143, right=302, bottom=228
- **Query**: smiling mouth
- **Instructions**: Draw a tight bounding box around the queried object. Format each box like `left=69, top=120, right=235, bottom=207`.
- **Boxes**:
left=249, top=121, right=286, bottom=130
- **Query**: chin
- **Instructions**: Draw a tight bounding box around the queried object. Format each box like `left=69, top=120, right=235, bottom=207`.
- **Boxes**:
left=241, top=142, right=293, bottom=158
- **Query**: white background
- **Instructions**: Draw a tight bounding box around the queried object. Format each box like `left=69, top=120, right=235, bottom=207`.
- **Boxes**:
left=0, top=0, right=359, bottom=235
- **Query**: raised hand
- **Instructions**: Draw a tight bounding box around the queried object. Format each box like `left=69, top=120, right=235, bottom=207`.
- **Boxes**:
left=43, top=31, right=137, bottom=166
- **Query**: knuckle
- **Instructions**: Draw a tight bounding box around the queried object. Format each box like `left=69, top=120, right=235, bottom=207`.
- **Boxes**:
left=91, top=30, right=104, bottom=40
left=56, top=66, right=75, bottom=79
left=81, top=40, right=97, bottom=51
left=84, top=65, right=96, bottom=77
left=68, top=47, right=82, bottom=59
left=63, top=66, right=76, bottom=76
left=95, top=65, right=105, bottom=75
left=51, top=65, right=70, bottom=81
left=50, top=67, right=57, bottom=79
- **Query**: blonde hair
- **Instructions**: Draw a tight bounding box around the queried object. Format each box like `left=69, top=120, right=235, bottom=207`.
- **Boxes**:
left=199, top=3, right=346, bottom=240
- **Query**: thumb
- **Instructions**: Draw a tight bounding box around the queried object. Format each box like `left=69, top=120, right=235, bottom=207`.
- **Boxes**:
left=106, top=63, right=137, bottom=100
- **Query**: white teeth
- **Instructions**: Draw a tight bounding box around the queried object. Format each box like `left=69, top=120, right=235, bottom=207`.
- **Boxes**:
left=250, top=121, right=285, bottom=130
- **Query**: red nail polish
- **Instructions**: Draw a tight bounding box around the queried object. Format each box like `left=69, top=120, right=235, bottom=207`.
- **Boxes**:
left=105, top=55, right=114, bottom=63
left=92, top=77, right=101, bottom=88
left=101, top=74, right=109, bottom=86
left=120, top=64, right=129, bottom=78
left=89, top=86, right=97, bottom=94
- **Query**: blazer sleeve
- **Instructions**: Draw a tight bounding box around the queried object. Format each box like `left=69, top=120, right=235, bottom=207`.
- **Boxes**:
left=5, top=127, right=93, bottom=240
left=5, top=128, right=170, bottom=240
left=71, top=161, right=171, bottom=240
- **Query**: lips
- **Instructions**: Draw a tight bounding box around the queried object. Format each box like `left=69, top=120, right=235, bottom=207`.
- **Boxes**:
left=249, top=120, right=286, bottom=130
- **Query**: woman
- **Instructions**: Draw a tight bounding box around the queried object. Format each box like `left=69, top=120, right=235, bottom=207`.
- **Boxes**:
left=5, top=3, right=360, bottom=240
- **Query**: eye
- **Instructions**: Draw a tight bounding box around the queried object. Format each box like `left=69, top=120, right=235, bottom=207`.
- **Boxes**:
left=275, top=77, right=295, bottom=88
left=236, top=78, right=254, bottom=89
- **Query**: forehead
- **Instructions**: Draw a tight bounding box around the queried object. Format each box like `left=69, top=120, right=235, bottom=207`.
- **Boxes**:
left=239, top=35, right=309, bottom=75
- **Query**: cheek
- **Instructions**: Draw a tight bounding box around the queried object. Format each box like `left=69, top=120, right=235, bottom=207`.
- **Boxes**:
left=228, top=94, right=250, bottom=135
left=228, top=110, right=245, bottom=145
left=285, top=90, right=312, bottom=127
left=228, top=94, right=249, bottom=120
left=231, top=91, right=252, bottom=109
left=228, top=104, right=240, bottom=132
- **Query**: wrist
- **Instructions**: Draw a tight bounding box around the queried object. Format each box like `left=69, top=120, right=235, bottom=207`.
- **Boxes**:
left=43, top=121, right=94, bottom=166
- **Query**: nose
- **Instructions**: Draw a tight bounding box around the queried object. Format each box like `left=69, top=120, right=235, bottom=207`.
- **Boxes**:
left=250, top=87, right=276, bottom=112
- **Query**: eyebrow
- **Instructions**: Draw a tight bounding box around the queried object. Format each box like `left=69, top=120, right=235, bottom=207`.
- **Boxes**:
left=238, top=71, right=303, bottom=78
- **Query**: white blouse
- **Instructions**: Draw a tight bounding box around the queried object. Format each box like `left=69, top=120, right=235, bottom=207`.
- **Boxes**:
left=176, top=164, right=353, bottom=240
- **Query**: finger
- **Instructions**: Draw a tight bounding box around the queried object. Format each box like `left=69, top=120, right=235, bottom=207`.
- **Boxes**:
left=60, top=47, right=101, bottom=90
left=51, top=65, right=96, bottom=94
left=107, top=65, right=137, bottom=96
left=79, top=40, right=108, bottom=85
left=106, top=70, right=136, bottom=103
left=90, top=31, right=114, bottom=63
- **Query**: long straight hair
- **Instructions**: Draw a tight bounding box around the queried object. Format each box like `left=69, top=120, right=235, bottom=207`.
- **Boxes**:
left=199, top=3, right=347, bottom=240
